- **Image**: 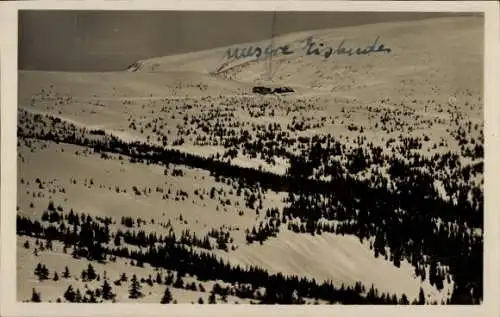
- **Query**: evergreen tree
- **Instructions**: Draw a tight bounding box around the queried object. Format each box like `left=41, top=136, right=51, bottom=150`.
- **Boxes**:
left=173, top=275, right=184, bottom=288
left=160, top=287, right=173, bottom=304
left=435, top=274, right=444, bottom=291
left=31, top=288, right=41, bottom=302
left=393, top=252, right=401, bottom=268
left=101, top=280, right=115, bottom=300
left=429, top=261, right=438, bottom=287
left=75, top=289, right=82, bottom=303
left=36, top=264, right=49, bottom=281
left=129, top=274, right=143, bottom=299
left=71, top=247, right=80, bottom=259
left=63, top=266, right=70, bottom=279
left=165, top=273, right=174, bottom=285
left=208, top=292, right=217, bottom=304
left=88, top=292, right=97, bottom=303
left=120, top=272, right=128, bottom=282
left=418, top=287, right=426, bottom=305
left=420, top=267, right=426, bottom=282
left=34, top=263, right=42, bottom=277
left=198, top=297, right=204, bottom=304
left=64, top=285, right=76, bottom=303
left=399, top=294, right=409, bottom=305
left=147, top=274, right=154, bottom=287
left=41, top=265, right=49, bottom=280
left=114, top=234, right=121, bottom=246
left=87, top=263, right=97, bottom=281
left=189, top=282, right=198, bottom=291
left=53, top=271, right=59, bottom=281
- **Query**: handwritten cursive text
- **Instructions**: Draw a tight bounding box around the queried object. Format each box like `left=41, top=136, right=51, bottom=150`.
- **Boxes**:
left=303, top=36, right=392, bottom=58
left=224, top=35, right=392, bottom=62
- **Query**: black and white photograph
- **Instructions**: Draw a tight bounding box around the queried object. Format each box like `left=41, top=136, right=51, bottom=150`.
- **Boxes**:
left=1, top=1, right=500, bottom=316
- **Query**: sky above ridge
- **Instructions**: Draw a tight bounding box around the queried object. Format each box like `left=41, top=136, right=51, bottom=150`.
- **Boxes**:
left=18, top=10, right=465, bottom=71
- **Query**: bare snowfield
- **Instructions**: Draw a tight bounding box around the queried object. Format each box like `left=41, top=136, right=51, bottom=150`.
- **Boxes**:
left=16, top=15, right=482, bottom=304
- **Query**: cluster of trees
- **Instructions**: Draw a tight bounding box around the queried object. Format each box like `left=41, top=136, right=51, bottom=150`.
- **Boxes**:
left=18, top=211, right=416, bottom=304
left=281, top=138, right=483, bottom=304
left=207, top=228, right=233, bottom=251
left=18, top=108, right=483, bottom=304
left=62, top=279, right=115, bottom=302
left=34, top=263, right=50, bottom=281
left=179, top=229, right=214, bottom=250
left=115, top=223, right=229, bottom=252
left=18, top=112, right=292, bottom=193
left=29, top=258, right=258, bottom=304
left=245, top=217, right=280, bottom=244
left=29, top=264, right=116, bottom=303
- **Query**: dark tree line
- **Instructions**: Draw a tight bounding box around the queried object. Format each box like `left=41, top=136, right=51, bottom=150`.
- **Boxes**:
left=18, top=213, right=413, bottom=304
left=282, top=140, right=482, bottom=304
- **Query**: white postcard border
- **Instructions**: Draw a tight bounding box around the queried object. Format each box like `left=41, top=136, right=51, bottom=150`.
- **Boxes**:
left=1, top=1, right=499, bottom=317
